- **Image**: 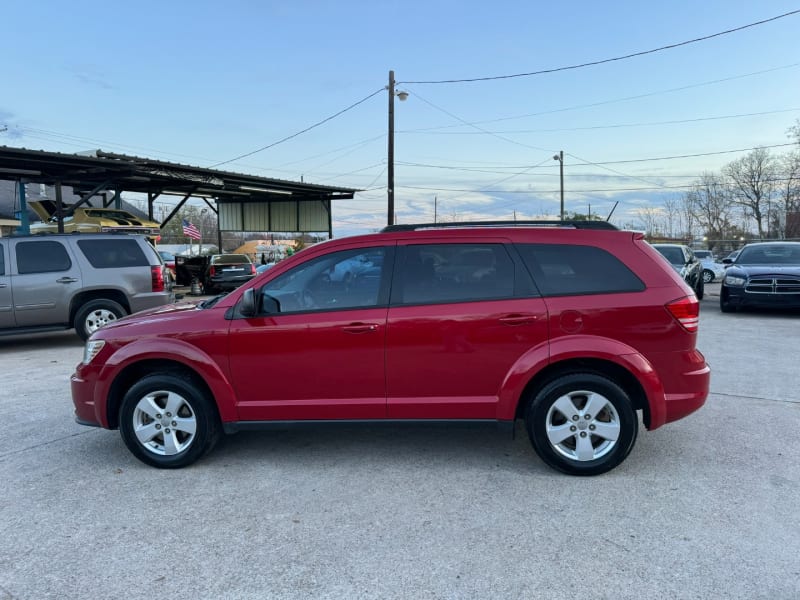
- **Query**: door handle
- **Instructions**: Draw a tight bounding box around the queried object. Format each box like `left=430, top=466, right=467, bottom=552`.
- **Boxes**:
left=499, top=314, right=538, bottom=325
left=342, top=323, right=378, bottom=334
left=57, top=277, right=78, bottom=284
left=0, top=283, right=6, bottom=288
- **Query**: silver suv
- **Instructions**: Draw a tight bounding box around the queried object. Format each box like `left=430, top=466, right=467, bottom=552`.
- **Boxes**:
left=0, top=234, right=174, bottom=339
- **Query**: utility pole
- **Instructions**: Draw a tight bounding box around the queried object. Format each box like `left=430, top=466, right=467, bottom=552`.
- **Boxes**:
left=554, top=150, right=564, bottom=221
left=386, top=69, right=408, bottom=226
left=387, top=70, right=396, bottom=226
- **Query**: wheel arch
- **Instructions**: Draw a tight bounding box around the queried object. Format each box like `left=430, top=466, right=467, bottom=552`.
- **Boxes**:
left=513, top=357, right=652, bottom=428
left=69, top=290, right=131, bottom=326
left=106, top=359, right=221, bottom=429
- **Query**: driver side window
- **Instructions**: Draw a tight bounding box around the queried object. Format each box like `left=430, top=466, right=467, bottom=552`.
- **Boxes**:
left=260, top=247, right=390, bottom=314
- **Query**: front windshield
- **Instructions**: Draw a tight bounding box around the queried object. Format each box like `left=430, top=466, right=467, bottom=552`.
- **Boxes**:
left=736, top=245, right=800, bottom=265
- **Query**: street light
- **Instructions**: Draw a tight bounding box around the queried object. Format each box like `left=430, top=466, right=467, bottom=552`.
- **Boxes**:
left=387, top=69, right=408, bottom=226
left=553, top=150, right=564, bottom=221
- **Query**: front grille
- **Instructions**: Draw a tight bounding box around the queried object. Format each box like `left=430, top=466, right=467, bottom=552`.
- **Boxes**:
left=745, top=276, right=800, bottom=294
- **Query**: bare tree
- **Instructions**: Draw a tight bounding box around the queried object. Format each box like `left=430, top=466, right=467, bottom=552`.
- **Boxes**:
left=679, top=192, right=697, bottom=241
left=633, top=207, right=664, bottom=238
left=789, top=118, right=800, bottom=146
left=723, top=147, right=777, bottom=239
left=661, top=195, right=682, bottom=238
left=777, top=151, right=800, bottom=238
left=685, top=172, right=735, bottom=250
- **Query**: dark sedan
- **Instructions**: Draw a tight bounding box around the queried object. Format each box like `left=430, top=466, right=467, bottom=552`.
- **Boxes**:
left=205, top=254, right=257, bottom=293
left=720, top=242, right=800, bottom=312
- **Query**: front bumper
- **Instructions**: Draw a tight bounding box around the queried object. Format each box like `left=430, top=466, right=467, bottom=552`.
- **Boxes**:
left=723, top=286, right=800, bottom=309
left=71, top=364, right=104, bottom=428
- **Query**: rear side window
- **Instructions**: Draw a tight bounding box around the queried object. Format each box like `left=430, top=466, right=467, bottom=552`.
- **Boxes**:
left=0, top=244, right=5, bottom=275
left=397, top=243, right=516, bottom=305
left=16, top=241, right=72, bottom=274
left=77, top=239, right=148, bottom=268
left=516, top=244, right=644, bottom=296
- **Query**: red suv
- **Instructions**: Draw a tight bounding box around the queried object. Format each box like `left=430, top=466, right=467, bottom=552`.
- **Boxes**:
left=71, top=221, right=710, bottom=475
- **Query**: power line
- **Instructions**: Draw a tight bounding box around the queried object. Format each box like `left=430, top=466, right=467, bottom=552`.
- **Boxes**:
left=401, top=63, right=800, bottom=133
left=402, top=108, right=800, bottom=135
left=402, top=10, right=800, bottom=84
left=395, top=142, right=796, bottom=171
left=405, top=87, right=552, bottom=154
left=399, top=177, right=798, bottom=195
left=210, top=87, right=385, bottom=168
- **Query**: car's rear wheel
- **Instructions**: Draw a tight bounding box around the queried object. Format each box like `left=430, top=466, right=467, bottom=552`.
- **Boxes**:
left=74, top=299, right=126, bottom=341
left=119, top=373, right=221, bottom=468
left=703, top=269, right=714, bottom=284
left=525, top=373, right=638, bottom=476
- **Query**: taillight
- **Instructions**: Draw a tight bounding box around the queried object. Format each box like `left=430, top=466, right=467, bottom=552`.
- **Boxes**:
left=151, top=266, right=165, bottom=292
left=249, top=264, right=256, bottom=274
left=208, top=266, right=216, bottom=276
left=666, top=296, right=699, bottom=333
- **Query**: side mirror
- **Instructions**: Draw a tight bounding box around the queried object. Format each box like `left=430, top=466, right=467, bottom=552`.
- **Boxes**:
left=239, top=289, right=256, bottom=317
left=722, top=258, right=732, bottom=264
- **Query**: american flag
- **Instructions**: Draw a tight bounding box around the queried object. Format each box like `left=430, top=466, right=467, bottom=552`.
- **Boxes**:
left=182, top=219, right=201, bottom=240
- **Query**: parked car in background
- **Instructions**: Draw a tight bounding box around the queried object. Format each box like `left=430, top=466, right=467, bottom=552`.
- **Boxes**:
left=693, top=250, right=725, bottom=283
left=256, top=263, right=274, bottom=274
left=0, top=234, right=173, bottom=339
left=28, top=200, right=161, bottom=242
left=651, top=243, right=704, bottom=299
left=157, top=250, right=176, bottom=280
left=204, top=254, right=256, bottom=293
left=72, top=220, right=709, bottom=476
left=720, top=241, right=800, bottom=312
left=174, top=255, right=206, bottom=286
left=721, top=249, right=741, bottom=266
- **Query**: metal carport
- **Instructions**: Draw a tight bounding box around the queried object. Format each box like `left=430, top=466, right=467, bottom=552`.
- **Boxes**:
left=0, top=146, right=359, bottom=246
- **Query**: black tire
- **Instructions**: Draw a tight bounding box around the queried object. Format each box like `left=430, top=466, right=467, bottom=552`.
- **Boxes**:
left=694, top=275, right=704, bottom=300
left=720, top=289, right=737, bottom=313
left=702, top=269, right=714, bottom=284
left=119, top=373, right=221, bottom=468
left=74, top=299, right=126, bottom=341
left=525, top=373, right=638, bottom=476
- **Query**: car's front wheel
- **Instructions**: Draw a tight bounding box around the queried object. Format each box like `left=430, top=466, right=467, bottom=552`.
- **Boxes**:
left=720, top=288, right=737, bottom=313
left=525, top=373, right=638, bottom=476
left=74, top=299, right=126, bottom=341
left=119, top=373, right=221, bottom=468
left=703, top=269, right=714, bottom=284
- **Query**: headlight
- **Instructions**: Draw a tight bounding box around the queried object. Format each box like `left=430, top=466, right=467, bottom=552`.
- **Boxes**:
left=83, top=340, right=106, bottom=364
left=724, top=275, right=746, bottom=287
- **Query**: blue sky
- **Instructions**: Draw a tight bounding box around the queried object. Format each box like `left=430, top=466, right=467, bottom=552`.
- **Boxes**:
left=2, top=1, right=799, bottom=236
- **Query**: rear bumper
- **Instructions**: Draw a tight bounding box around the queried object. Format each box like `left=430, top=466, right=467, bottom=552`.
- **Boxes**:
left=209, top=275, right=255, bottom=289
left=662, top=383, right=709, bottom=425
left=646, top=349, right=710, bottom=430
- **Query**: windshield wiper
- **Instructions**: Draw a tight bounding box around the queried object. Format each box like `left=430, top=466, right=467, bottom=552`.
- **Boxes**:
left=198, top=292, right=228, bottom=309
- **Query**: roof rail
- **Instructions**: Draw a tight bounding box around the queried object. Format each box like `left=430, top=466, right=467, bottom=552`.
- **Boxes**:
left=381, top=220, right=618, bottom=233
